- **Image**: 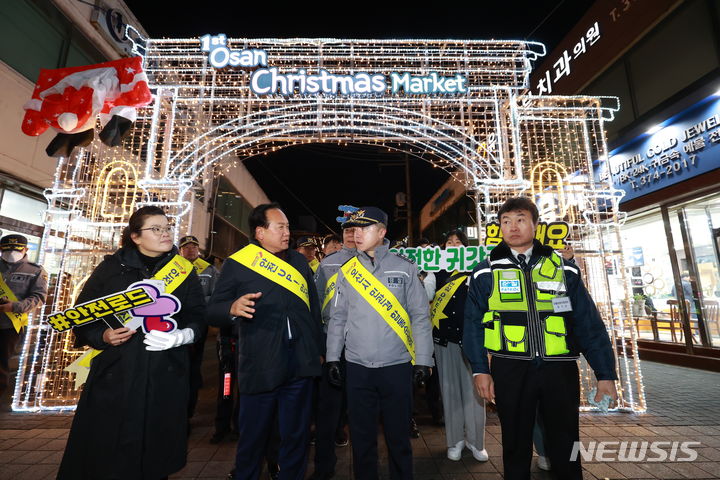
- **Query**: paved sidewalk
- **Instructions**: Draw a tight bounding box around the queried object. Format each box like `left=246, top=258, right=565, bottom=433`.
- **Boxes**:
left=0, top=345, right=718, bottom=480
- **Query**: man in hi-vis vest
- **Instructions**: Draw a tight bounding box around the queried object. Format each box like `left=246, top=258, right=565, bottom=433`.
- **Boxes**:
left=463, top=197, right=617, bottom=480
left=207, top=203, right=323, bottom=480
left=326, top=207, right=433, bottom=480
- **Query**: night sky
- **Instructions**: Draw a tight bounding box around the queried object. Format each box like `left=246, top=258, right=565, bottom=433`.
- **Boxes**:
left=123, top=1, right=596, bottom=238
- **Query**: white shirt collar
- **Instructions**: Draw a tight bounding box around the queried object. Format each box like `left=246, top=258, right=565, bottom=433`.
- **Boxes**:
left=510, top=245, right=533, bottom=262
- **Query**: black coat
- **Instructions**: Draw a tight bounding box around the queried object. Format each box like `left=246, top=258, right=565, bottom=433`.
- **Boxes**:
left=57, top=246, right=206, bottom=480
left=206, top=243, right=323, bottom=395
left=432, top=270, right=469, bottom=346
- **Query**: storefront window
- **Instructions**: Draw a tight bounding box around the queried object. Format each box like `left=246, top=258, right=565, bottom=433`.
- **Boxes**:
left=0, top=190, right=46, bottom=226
left=621, top=211, right=676, bottom=343
left=622, top=192, right=720, bottom=349
left=670, top=193, right=720, bottom=348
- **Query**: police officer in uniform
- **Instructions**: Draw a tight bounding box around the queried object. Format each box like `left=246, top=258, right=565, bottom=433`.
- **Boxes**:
left=308, top=220, right=357, bottom=480
left=463, top=197, right=617, bottom=480
left=326, top=207, right=433, bottom=480
left=0, top=234, right=47, bottom=398
left=179, top=235, right=219, bottom=302
left=178, top=235, right=216, bottom=422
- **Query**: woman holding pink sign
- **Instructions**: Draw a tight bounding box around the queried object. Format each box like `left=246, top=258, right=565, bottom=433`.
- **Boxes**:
left=58, top=206, right=206, bottom=480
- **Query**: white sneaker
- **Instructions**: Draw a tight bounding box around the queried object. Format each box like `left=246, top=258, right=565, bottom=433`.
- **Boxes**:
left=466, top=443, right=489, bottom=462
left=447, top=440, right=464, bottom=461
left=537, top=455, right=552, bottom=471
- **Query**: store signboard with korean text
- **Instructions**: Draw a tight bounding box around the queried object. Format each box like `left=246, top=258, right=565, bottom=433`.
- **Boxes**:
left=598, top=95, right=720, bottom=203
left=531, top=0, right=679, bottom=95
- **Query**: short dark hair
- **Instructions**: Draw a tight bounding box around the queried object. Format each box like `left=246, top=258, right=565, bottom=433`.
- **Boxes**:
left=497, top=196, right=539, bottom=224
left=444, top=229, right=468, bottom=247
left=120, top=206, right=167, bottom=248
left=248, top=202, right=283, bottom=239
left=323, top=234, right=342, bottom=246
left=416, top=237, right=431, bottom=247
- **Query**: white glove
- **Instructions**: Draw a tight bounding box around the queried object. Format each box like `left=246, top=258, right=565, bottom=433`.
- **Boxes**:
left=144, top=328, right=195, bottom=351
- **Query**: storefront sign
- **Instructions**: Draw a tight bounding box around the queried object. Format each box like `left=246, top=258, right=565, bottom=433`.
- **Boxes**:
left=200, top=34, right=468, bottom=96
left=531, top=0, right=679, bottom=95
left=535, top=21, right=601, bottom=95
left=598, top=96, right=720, bottom=203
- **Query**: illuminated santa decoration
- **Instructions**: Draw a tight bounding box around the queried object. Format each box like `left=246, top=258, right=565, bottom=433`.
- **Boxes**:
left=21, top=56, right=153, bottom=157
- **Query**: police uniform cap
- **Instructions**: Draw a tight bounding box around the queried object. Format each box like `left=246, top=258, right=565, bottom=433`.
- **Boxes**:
left=346, top=207, right=388, bottom=227
left=297, top=236, right=315, bottom=248
left=0, top=234, right=28, bottom=252
left=179, top=235, right=200, bottom=248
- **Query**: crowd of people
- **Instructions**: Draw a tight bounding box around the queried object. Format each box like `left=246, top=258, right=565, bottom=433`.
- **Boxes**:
left=0, top=196, right=620, bottom=480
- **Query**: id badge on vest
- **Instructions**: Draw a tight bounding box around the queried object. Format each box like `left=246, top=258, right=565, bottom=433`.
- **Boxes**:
left=552, top=296, right=572, bottom=313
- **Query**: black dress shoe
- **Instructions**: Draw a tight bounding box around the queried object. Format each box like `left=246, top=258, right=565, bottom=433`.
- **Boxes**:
left=227, top=468, right=236, bottom=479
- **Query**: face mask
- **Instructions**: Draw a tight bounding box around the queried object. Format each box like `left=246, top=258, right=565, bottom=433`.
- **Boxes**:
left=1, top=251, right=24, bottom=263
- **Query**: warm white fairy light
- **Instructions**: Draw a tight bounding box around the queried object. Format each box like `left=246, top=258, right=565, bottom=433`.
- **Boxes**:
left=12, top=31, right=644, bottom=413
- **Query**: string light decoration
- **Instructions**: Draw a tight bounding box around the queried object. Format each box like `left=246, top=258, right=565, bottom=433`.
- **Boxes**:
left=12, top=30, right=645, bottom=413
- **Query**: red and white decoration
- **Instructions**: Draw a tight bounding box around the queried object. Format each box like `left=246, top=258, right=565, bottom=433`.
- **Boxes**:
left=21, top=56, right=152, bottom=150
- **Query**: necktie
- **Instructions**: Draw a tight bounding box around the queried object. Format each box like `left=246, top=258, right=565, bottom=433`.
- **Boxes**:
left=517, top=253, right=528, bottom=271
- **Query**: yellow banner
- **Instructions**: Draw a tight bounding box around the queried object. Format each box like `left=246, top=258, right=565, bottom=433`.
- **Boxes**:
left=341, top=258, right=415, bottom=364
left=230, top=244, right=309, bottom=310
left=430, top=274, right=468, bottom=329
left=192, top=257, right=210, bottom=275
left=67, top=254, right=194, bottom=387
left=321, top=272, right=338, bottom=312
left=309, top=258, right=320, bottom=273
left=0, top=275, right=28, bottom=333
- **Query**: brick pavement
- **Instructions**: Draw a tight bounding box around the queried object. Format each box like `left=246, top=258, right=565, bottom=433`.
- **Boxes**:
left=0, top=344, right=718, bottom=480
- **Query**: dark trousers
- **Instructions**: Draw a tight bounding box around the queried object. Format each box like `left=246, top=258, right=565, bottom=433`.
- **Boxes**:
left=346, top=362, right=413, bottom=480
left=491, top=357, right=582, bottom=480
left=234, top=378, right=313, bottom=480
left=0, top=328, right=20, bottom=397
left=313, top=358, right=346, bottom=475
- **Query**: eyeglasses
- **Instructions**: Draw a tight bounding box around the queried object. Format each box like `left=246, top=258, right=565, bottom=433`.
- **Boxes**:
left=139, top=225, right=174, bottom=235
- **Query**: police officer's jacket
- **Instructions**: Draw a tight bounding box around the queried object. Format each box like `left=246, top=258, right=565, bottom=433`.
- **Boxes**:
left=314, top=246, right=356, bottom=329
left=0, top=255, right=48, bottom=329
left=197, top=263, right=219, bottom=304
left=462, top=239, right=617, bottom=381
left=326, top=239, right=434, bottom=368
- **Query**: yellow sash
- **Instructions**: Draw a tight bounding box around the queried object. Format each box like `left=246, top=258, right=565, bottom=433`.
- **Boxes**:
left=192, top=257, right=211, bottom=274
left=67, top=254, right=194, bottom=387
left=230, top=244, right=310, bottom=310
left=0, top=275, right=28, bottom=333
left=309, top=258, right=320, bottom=273
left=341, top=258, right=415, bottom=364
left=430, top=274, right=468, bottom=329
left=321, top=272, right=338, bottom=312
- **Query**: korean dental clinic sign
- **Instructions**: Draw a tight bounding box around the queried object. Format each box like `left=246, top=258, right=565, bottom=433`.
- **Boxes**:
left=596, top=94, right=720, bottom=203
left=200, top=34, right=468, bottom=96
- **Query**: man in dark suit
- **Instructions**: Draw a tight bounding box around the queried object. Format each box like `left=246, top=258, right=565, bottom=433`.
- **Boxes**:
left=207, top=203, right=324, bottom=480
